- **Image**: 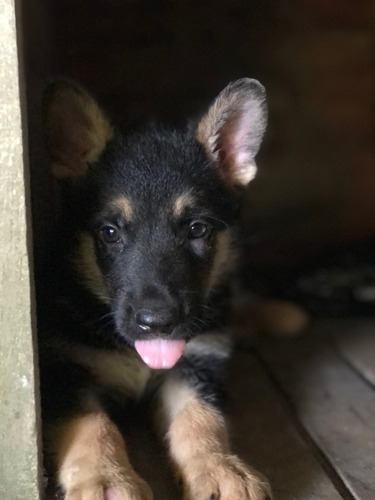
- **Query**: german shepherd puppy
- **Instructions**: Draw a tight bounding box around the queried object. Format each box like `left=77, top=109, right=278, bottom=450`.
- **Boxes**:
left=38, top=78, right=270, bottom=499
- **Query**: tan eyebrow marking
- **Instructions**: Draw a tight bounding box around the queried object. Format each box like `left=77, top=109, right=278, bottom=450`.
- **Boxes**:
left=173, top=192, right=195, bottom=218
left=110, top=196, right=133, bottom=221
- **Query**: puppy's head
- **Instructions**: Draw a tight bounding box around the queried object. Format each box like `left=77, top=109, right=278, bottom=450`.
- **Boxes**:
left=43, top=79, right=267, bottom=368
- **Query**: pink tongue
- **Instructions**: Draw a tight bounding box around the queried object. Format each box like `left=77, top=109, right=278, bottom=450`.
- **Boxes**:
left=134, top=338, right=186, bottom=369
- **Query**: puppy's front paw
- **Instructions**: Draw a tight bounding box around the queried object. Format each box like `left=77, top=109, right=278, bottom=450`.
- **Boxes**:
left=63, top=466, right=153, bottom=500
left=181, top=453, right=271, bottom=500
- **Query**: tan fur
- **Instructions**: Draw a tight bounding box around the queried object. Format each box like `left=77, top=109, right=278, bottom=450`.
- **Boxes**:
left=158, top=378, right=271, bottom=500
left=111, top=196, right=133, bottom=222
left=47, top=410, right=152, bottom=500
left=70, top=345, right=151, bottom=399
left=74, top=232, right=110, bottom=303
left=206, top=229, right=237, bottom=294
left=196, top=91, right=258, bottom=186
left=45, top=82, right=113, bottom=179
left=173, top=192, right=195, bottom=218
left=196, top=90, right=238, bottom=162
left=41, top=336, right=151, bottom=402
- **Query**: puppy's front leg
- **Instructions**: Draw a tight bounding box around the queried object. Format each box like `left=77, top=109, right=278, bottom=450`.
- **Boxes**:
left=158, top=374, right=271, bottom=500
left=46, top=407, right=152, bottom=500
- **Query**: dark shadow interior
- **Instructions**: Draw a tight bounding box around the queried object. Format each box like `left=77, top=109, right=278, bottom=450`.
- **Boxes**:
left=21, top=0, right=375, bottom=317
left=19, top=4, right=375, bottom=499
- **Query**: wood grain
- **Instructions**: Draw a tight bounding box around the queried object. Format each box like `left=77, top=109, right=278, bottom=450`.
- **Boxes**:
left=226, top=349, right=343, bottom=500
left=0, top=1, right=42, bottom=498
left=259, top=324, right=375, bottom=500
left=330, top=318, right=375, bottom=387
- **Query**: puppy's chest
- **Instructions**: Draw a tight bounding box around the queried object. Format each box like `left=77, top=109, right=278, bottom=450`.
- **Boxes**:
left=70, top=344, right=153, bottom=399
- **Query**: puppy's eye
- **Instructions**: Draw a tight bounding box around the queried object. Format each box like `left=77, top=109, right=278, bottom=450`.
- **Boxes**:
left=187, top=222, right=210, bottom=240
left=100, top=225, right=121, bottom=244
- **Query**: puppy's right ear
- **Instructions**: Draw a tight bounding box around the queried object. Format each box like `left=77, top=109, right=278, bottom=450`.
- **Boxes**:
left=196, top=78, right=267, bottom=186
left=43, top=81, right=113, bottom=179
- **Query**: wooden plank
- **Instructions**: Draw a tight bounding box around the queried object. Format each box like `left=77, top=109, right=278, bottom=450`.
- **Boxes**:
left=226, top=349, right=342, bottom=500
left=330, top=318, right=375, bottom=387
left=259, top=324, right=375, bottom=500
left=0, top=1, right=42, bottom=499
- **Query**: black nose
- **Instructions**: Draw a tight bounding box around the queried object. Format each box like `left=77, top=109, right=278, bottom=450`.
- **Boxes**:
left=135, top=307, right=178, bottom=333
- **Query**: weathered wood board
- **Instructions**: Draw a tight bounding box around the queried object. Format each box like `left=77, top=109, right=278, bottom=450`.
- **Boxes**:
left=0, top=0, right=42, bottom=498
left=259, top=324, right=375, bottom=500
left=226, top=350, right=343, bottom=500
left=330, top=318, right=375, bottom=387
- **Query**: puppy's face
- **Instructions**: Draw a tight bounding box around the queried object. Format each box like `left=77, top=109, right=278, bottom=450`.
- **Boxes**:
left=43, top=79, right=267, bottom=367
left=73, top=132, right=238, bottom=362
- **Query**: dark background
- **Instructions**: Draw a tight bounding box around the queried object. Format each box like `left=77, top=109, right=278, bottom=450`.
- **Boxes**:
left=20, top=0, right=375, bottom=314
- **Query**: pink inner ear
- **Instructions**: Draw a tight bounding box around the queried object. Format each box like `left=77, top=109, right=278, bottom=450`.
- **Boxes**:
left=104, top=487, right=123, bottom=500
left=218, top=109, right=253, bottom=183
left=228, top=113, right=252, bottom=165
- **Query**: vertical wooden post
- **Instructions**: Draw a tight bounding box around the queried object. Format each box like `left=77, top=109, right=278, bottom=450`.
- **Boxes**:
left=0, top=0, right=42, bottom=498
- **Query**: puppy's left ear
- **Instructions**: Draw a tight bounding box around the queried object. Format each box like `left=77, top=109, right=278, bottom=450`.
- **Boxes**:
left=43, top=80, right=113, bottom=180
left=196, top=78, right=267, bottom=186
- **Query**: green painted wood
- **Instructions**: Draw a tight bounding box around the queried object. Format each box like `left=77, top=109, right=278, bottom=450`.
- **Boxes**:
left=0, top=1, right=42, bottom=498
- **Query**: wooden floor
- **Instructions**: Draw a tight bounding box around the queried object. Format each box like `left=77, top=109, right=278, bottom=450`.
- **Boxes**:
left=122, top=318, right=375, bottom=500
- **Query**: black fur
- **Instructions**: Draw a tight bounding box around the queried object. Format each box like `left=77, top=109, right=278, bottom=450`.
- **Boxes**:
left=37, top=78, right=269, bottom=498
